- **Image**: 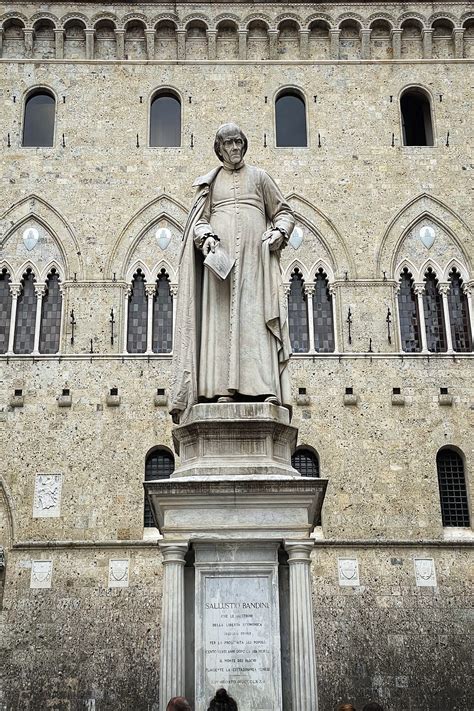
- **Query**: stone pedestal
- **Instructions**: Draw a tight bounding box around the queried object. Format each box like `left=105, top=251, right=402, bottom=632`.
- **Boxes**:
left=145, top=403, right=327, bottom=710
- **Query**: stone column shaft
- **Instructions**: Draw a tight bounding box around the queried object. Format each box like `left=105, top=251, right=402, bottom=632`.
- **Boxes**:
left=32, top=285, right=45, bottom=355
left=463, top=286, right=474, bottom=345
left=268, top=30, right=279, bottom=59
left=0, top=29, right=4, bottom=58
left=299, top=29, right=310, bottom=59
left=238, top=30, right=247, bottom=60
left=85, top=29, right=95, bottom=60
left=439, top=285, right=453, bottom=352
left=23, top=28, right=33, bottom=58
left=176, top=30, right=186, bottom=60
left=170, top=285, right=178, bottom=351
left=304, top=284, right=315, bottom=352
left=207, top=30, right=217, bottom=60
left=414, top=285, right=429, bottom=352
left=123, top=287, right=131, bottom=353
left=286, top=542, right=318, bottom=711
left=422, top=29, right=433, bottom=59
left=145, top=29, right=155, bottom=60
left=329, top=286, right=339, bottom=353
left=360, top=29, right=371, bottom=59
left=114, top=29, right=125, bottom=59
left=391, top=29, right=402, bottom=59
left=54, top=29, right=64, bottom=59
left=329, top=29, right=340, bottom=60
left=145, top=285, right=155, bottom=354
left=7, top=285, right=20, bottom=354
left=453, top=28, right=464, bottom=59
left=159, top=543, right=187, bottom=710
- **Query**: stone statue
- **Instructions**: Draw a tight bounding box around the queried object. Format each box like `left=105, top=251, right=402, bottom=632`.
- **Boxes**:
left=170, top=123, right=295, bottom=423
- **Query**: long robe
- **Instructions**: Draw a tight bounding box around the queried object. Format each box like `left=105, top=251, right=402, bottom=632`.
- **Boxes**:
left=170, top=163, right=294, bottom=423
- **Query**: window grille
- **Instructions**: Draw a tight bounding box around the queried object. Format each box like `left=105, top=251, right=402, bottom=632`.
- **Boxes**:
left=292, top=449, right=320, bottom=478
left=13, top=269, right=36, bottom=354
left=150, top=91, right=181, bottom=147
left=152, top=270, right=173, bottom=353
left=22, top=90, right=55, bottom=147
left=127, top=270, right=148, bottom=353
left=398, top=268, right=421, bottom=352
left=437, top=449, right=470, bottom=527
left=0, top=270, right=12, bottom=354
left=288, top=269, right=309, bottom=353
left=39, top=270, right=62, bottom=354
left=275, top=91, right=307, bottom=147
left=313, top=269, right=334, bottom=352
left=144, top=449, right=175, bottom=527
left=423, top=269, right=446, bottom=352
left=448, top=270, right=472, bottom=352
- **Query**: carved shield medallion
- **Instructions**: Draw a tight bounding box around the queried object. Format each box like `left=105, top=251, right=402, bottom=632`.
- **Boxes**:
left=289, top=226, right=303, bottom=250
left=419, top=225, right=435, bottom=249
left=155, top=227, right=171, bottom=251
left=23, top=227, right=39, bottom=251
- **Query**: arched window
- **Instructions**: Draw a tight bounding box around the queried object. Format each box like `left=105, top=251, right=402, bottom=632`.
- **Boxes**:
left=423, top=268, right=446, bottom=352
left=14, top=269, right=36, bottom=354
left=398, top=268, right=421, bottom=352
left=288, top=268, right=309, bottom=353
left=437, top=448, right=470, bottom=527
left=313, top=269, right=335, bottom=353
left=150, top=91, right=181, bottom=147
left=275, top=90, right=307, bottom=147
left=0, top=269, right=12, bottom=354
left=447, top=269, right=472, bottom=352
left=400, top=88, right=433, bottom=146
left=22, top=90, right=55, bottom=147
left=292, top=448, right=320, bottom=477
left=152, top=269, right=173, bottom=353
left=39, top=269, right=62, bottom=354
left=127, top=270, right=148, bottom=353
left=144, top=448, right=175, bottom=527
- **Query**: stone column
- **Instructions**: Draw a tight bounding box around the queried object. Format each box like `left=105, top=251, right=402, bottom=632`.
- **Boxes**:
left=414, top=284, right=429, bottom=353
left=32, top=285, right=46, bottom=355
left=268, top=29, right=279, bottom=59
left=238, top=29, right=248, bottom=60
left=453, top=28, right=464, bottom=59
left=23, top=28, right=34, bottom=58
left=176, top=29, right=186, bottom=60
left=438, top=284, right=453, bottom=352
left=0, top=29, right=4, bottom=58
left=170, top=284, right=178, bottom=351
left=145, top=284, right=155, bottom=354
left=393, top=285, right=403, bottom=352
left=159, top=543, right=187, bottom=710
left=145, top=29, right=155, bottom=60
left=7, top=285, right=21, bottom=354
left=422, top=29, right=433, bottom=59
left=360, top=28, right=371, bottom=59
left=391, top=29, right=402, bottom=59
left=114, top=29, right=125, bottom=59
left=285, top=541, right=318, bottom=711
left=206, top=29, right=217, bottom=60
left=304, top=283, right=315, bottom=352
left=463, top=285, right=474, bottom=345
left=123, top=286, right=131, bottom=353
left=299, top=29, right=310, bottom=59
left=54, top=29, right=64, bottom=59
left=329, top=29, right=340, bottom=60
left=329, top=285, right=339, bottom=353
left=85, top=29, right=95, bottom=60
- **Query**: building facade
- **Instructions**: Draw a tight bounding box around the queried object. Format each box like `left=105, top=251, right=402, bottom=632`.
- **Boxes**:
left=0, top=2, right=472, bottom=709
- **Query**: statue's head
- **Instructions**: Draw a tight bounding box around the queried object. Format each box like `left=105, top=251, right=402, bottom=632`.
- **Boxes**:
left=214, top=123, right=248, bottom=165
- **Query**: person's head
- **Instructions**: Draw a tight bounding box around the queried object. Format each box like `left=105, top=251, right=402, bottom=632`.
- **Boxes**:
left=362, top=704, right=384, bottom=711
left=207, top=687, right=238, bottom=711
left=166, top=697, right=192, bottom=711
left=338, top=705, right=356, bottom=711
left=214, top=124, right=248, bottom=165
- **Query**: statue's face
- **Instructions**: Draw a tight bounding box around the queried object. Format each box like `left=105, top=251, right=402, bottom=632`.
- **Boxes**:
left=218, top=132, right=245, bottom=164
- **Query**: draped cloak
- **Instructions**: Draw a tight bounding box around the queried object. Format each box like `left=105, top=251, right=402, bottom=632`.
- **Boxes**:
left=170, top=163, right=295, bottom=423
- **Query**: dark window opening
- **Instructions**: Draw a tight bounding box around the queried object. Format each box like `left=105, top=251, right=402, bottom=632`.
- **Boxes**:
left=127, top=270, right=148, bottom=353
left=398, top=268, right=421, bottom=353
left=423, top=269, right=446, bottom=352
left=152, top=269, right=173, bottom=353
left=150, top=92, right=181, bottom=147
left=288, top=269, right=309, bottom=353
left=400, top=89, right=433, bottom=146
left=22, top=91, right=55, bottom=147
left=313, top=269, right=334, bottom=353
left=275, top=91, right=307, bottom=147
left=0, top=269, right=12, bottom=354
left=144, top=449, right=175, bottom=527
left=448, top=269, right=472, bottom=352
left=14, top=269, right=36, bottom=354
left=437, top=448, right=470, bottom=527
left=39, top=269, right=62, bottom=354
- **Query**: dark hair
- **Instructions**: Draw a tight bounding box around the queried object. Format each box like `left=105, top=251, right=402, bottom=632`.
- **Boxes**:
left=166, top=697, right=192, bottom=711
left=362, top=704, right=384, bottom=711
left=213, top=123, right=248, bottom=162
left=207, top=687, right=238, bottom=711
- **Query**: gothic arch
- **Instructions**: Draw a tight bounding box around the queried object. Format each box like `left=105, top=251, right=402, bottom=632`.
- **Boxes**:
left=283, top=259, right=310, bottom=283
left=150, top=259, right=176, bottom=283
left=287, top=193, right=356, bottom=278
left=107, top=193, right=187, bottom=280
left=126, top=260, right=152, bottom=283
left=15, top=259, right=39, bottom=283
left=309, top=259, right=335, bottom=283
left=443, top=259, right=469, bottom=283
left=376, top=194, right=472, bottom=279
left=39, top=260, right=65, bottom=283
left=0, top=195, right=83, bottom=280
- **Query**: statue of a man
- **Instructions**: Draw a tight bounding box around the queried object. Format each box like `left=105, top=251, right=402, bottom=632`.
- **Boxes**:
left=170, top=123, right=295, bottom=423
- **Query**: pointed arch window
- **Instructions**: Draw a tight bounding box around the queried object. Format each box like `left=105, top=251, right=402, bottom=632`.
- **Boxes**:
left=152, top=269, right=173, bottom=353
left=13, top=269, right=36, bottom=354
left=447, top=269, right=472, bottom=352
left=423, top=268, right=446, bottom=352
left=0, top=269, right=12, bottom=354
left=150, top=90, right=181, bottom=147
left=313, top=269, right=335, bottom=353
left=400, top=88, right=433, bottom=146
left=144, top=448, right=175, bottom=527
left=398, top=268, right=421, bottom=352
left=22, top=90, right=55, bottom=147
left=275, top=90, right=307, bottom=147
left=39, top=269, right=62, bottom=354
left=127, top=270, right=148, bottom=353
left=288, top=268, right=309, bottom=353
left=437, top=448, right=470, bottom=527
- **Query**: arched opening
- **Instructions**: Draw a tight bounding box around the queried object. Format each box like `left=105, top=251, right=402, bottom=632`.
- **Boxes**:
left=0, top=269, right=12, bottom=354
left=447, top=269, right=472, bottom=352
left=288, top=268, right=309, bottom=353
left=216, top=20, right=239, bottom=60
left=400, top=88, right=433, bottom=146
left=22, top=89, right=55, bottom=147
left=39, top=269, right=62, bottom=354
left=144, top=448, right=175, bottom=527
left=432, top=18, right=455, bottom=59
left=155, top=20, right=177, bottom=60
left=150, top=90, right=181, bottom=147
left=313, top=268, right=335, bottom=353
left=124, top=19, right=146, bottom=60
left=423, top=268, right=446, bottom=352
left=437, top=448, right=470, bottom=527
left=275, top=90, right=307, bottom=147
left=3, top=19, right=25, bottom=58
left=308, top=20, right=330, bottom=59
left=152, top=269, right=173, bottom=353
left=401, top=18, right=423, bottom=59
left=464, top=19, right=474, bottom=59
left=33, top=19, right=55, bottom=59
left=369, top=19, right=392, bottom=60
left=277, top=20, right=300, bottom=59
left=185, top=20, right=208, bottom=60
left=247, top=20, right=269, bottom=61
left=339, top=19, right=362, bottom=60
left=398, top=268, right=421, bottom=353
left=94, top=19, right=117, bottom=60
left=13, top=268, right=36, bottom=354
left=127, top=269, right=148, bottom=353
left=63, top=19, right=86, bottom=60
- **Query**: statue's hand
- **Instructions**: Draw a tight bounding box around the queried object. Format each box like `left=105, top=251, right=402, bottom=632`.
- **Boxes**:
left=265, top=229, right=285, bottom=252
left=202, top=236, right=217, bottom=255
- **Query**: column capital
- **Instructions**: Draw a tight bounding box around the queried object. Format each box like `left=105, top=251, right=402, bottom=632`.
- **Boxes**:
left=34, top=284, right=46, bottom=298
left=438, top=282, right=450, bottom=296
left=390, top=28, right=403, bottom=37
left=159, top=542, right=188, bottom=564
left=169, top=284, right=179, bottom=297
left=303, top=283, right=315, bottom=297
left=84, top=28, right=95, bottom=36
left=268, top=29, right=279, bottom=37
left=413, top=283, right=426, bottom=296
left=284, top=540, right=314, bottom=563
left=54, top=28, right=64, bottom=36
left=422, top=28, right=434, bottom=37
left=9, top=283, right=21, bottom=298
left=144, top=29, right=156, bottom=36
left=359, top=28, right=372, bottom=37
left=23, top=27, right=34, bottom=36
left=145, top=284, right=156, bottom=297
left=176, top=28, right=186, bottom=36
left=462, top=284, right=472, bottom=297
left=452, top=27, right=465, bottom=37
left=114, top=28, right=126, bottom=36
left=299, top=29, right=310, bottom=36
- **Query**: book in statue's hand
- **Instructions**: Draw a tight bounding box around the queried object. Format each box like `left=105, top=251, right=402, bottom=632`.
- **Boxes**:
left=204, top=245, right=235, bottom=281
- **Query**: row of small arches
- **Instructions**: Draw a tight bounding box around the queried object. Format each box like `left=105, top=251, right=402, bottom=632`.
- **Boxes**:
left=19, top=85, right=439, bottom=149
left=143, top=446, right=471, bottom=529
left=1, top=15, right=473, bottom=61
